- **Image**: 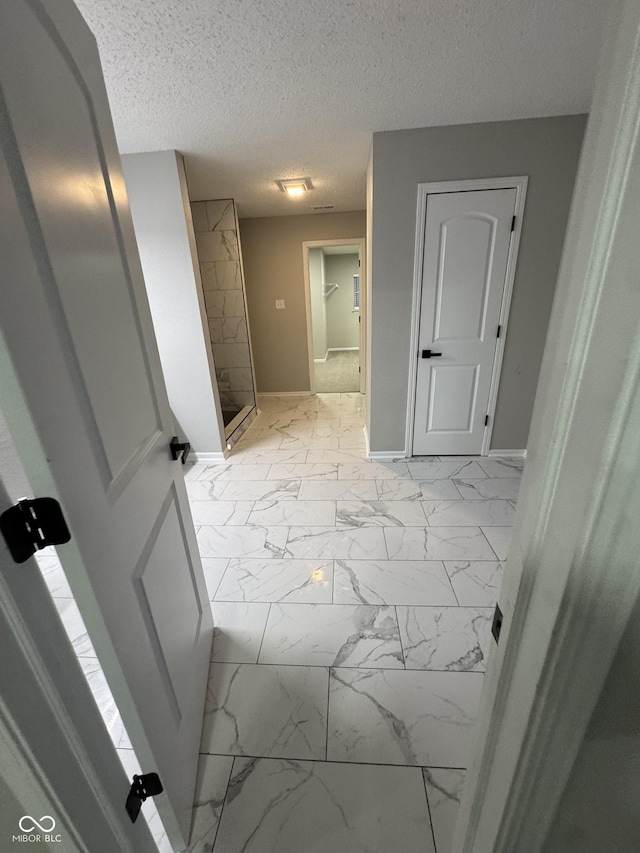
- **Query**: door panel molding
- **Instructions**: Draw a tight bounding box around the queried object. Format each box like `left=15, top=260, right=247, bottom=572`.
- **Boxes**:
left=406, top=176, right=528, bottom=457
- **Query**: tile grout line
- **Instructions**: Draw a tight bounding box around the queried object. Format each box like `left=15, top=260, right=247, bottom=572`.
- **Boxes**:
left=208, top=755, right=236, bottom=853
left=196, top=748, right=468, bottom=772
left=394, top=604, right=407, bottom=670
left=421, top=767, right=440, bottom=853
left=254, top=602, right=271, bottom=664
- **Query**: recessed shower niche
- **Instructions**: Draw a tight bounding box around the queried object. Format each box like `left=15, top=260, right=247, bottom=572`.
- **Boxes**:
left=190, top=199, right=257, bottom=439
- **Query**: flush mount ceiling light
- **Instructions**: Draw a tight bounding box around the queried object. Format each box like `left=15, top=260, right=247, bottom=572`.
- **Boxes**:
left=276, top=178, right=314, bottom=198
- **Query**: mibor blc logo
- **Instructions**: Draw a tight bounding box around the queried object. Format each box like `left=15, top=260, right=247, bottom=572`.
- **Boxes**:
left=13, top=815, right=62, bottom=844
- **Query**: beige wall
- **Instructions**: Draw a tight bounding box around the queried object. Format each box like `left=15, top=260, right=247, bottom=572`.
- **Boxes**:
left=369, top=115, right=587, bottom=452
left=239, top=212, right=366, bottom=392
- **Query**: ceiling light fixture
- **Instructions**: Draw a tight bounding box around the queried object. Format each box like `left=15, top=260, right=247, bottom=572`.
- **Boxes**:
left=277, top=178, right=314, bottom=198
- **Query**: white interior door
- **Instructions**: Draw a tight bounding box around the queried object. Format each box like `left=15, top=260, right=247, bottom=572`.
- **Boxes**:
left=413, top=188, right=516, bottom=455
left=0, top=1, right=212, bottom=848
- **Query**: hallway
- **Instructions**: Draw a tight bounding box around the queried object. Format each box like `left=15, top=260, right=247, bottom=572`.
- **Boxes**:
left=39, top=392, right=520, bottom=851
left=184, top=392, right=521, bottom=852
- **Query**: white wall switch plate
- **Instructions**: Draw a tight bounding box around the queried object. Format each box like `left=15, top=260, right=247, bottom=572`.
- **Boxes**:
left=275, top=299, right=285, bottom=309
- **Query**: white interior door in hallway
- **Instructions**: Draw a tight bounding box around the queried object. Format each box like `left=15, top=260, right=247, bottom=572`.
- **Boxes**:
left=412, top=187, right=519, bottom=456
left=0, top=1, right=212, bottom=848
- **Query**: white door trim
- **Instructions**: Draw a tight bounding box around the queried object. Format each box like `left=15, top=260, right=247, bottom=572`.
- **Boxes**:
left=455, top=3, right=640, bottom=848
left=0, top=490, right=157, bottom=852
left=302, top=238, right=366, bottom=395
left=406, top=177, right=528, bottom=457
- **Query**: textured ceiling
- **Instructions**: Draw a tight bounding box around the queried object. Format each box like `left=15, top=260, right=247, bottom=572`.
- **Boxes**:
left=75, top=0, right=615, bottom=218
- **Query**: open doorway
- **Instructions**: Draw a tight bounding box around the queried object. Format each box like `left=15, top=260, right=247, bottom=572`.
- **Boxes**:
left=303, top=239, right=366, bottom=394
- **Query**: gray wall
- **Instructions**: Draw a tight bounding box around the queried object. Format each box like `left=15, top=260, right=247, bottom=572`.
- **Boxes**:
left=121, top=150, right=225, bottom=455
left=325, top=254, right=360, bottom=350
left=240, top=212, right=366, bottom=393
left=369, top=115, right=586, bottom=452
left=542, top=591, right=640, bottom=852
left=309, top=248, right=327, bottom=360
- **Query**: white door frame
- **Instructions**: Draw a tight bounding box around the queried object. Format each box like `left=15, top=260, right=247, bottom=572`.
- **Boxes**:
left=0, top=486, right=158, bottom=852
left=302, top=238, right=367, bottom=395
left=406, top=177, right=527, bottom=457
left=455, top=2, right=640, bottom=849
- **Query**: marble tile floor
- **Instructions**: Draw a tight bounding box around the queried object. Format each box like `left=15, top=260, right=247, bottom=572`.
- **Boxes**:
left=185, top=393, right=522, bottom=852
left=38, top=393, right=522, bottom=853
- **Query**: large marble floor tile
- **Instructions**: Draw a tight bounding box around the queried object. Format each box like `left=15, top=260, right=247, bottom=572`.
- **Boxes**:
left=407, top=461, right=486, bottom=480
left=397, top=606, right=493, bottom=672
left=190, top=500, right=254, bottom=526
left=453, top=477, right=520, bottom=500
left=200, top=663, right=328, bottom=760
left=54, top=598, right=96, bottom=658
left=183, top=462, right=209, bottom=481
left=337, top=500, right=428, bottom=527
left=216, top=479, right=300, bottom=501
left=376, top=478, right=462, bottom=501
left=201, top=558, right=229, bottom=600
left=445, top=561, right=504, bottom=607
left=423, top=767, right=466, bottom=853
left=306, top=449, right=372, bottom=464
left=259, top=604, right=404, bottom=668
left=267, top=462, right=338, bottom=480
left=280, top=435, right=339, bottom=450
left=186, top=755, right=235, bottom=853
left=214, top=558, right=333, bottom=603
left=286, top=526, right=388, bottom=559
left=298, top=479, right=378, bottom=500
left=199, top=463, right=270, bottom=482
left=186, top=480, right=228, bottom=501
left=337, top=462, right=409, bottom=480
left=422, top=499, right=515, bottom=527
left=210, top=602, right=271, bottom=663
left=212, top=757, right=435, bottom=853
left=327, top=668, right=483, bottom=767
left=384, top=527, right=496, bottom=561
left=338, top=435, right=367, bottom=451
left=197, top=525, right=288, bottom=558
left=334, top=559, right=458, bottom=606
left=248, top=499, right=335, bottom=526
left=80, top=658, right=131, bottom=748
left=240, top=448, right=308, bottom=464
left=36, top=552, right=73, bottom=598
left=481, top=526, right=512, bottom=560
left=477, top=458, right=524, bottom=478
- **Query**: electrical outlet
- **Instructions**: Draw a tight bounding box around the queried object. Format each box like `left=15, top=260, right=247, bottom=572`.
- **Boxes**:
left=275, top=299, right=285, bottom=309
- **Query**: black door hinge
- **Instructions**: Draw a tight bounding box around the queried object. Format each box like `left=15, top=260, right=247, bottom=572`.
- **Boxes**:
left=0, top=498, right=71, bottom=564
left=484, top=415, right=490, bottom=427
left=496, top=324, right=502, bottom=339
left=492, top=604, right=503, bottom=644
left=511, top=215, right=516, bottom=232
left=126, top=773, right=164, bottom=824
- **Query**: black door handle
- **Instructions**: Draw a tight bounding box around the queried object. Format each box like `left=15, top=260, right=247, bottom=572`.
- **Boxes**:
left=170, top=437, right=191, bottom=464
left=421, top=349, right=443, bottom=358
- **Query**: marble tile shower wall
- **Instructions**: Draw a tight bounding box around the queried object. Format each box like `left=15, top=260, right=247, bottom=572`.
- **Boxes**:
left=190, top=199, right=255, bottom=412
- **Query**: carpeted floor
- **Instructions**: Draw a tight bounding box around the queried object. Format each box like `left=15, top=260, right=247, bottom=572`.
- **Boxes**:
left=314, top=350, right=360, bottom=393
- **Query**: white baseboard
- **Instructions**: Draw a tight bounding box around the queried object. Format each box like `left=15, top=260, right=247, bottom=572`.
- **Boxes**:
left=488, top=448, right=527, bottom=459
left=257, top=391, right=312, bottom=397
left=192, top=451, right=226, bottom=464
left=314, top=356, right=328, bottom=363
left=368, top=450, right=407, bottom=461
left=327, top=347, right=359, bottom=353
left=363, top=424, right=370, bottom=456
